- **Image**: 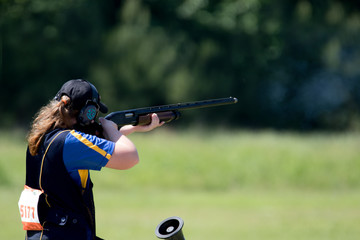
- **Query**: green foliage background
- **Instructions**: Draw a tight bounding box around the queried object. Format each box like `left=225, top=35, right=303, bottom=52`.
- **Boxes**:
left=2, top=1, right=360, bottom=238
left=2, top=0, right=360, bottom=130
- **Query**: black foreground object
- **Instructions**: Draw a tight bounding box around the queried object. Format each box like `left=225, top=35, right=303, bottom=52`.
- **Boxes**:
left=155, top=216, right=185, bottom=240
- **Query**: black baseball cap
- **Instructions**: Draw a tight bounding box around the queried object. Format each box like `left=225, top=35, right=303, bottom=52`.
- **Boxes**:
left=54, top=79, right=108, bottom=113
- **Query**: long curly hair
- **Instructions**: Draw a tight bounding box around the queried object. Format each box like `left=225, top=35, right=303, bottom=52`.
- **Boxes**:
left=27, top=95, right=78, bottom=156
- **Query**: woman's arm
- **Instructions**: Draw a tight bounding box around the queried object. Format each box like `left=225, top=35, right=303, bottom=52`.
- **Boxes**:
left=99, top=114, right=164, bottom=170
left=118, top=113, right=165, bottom=136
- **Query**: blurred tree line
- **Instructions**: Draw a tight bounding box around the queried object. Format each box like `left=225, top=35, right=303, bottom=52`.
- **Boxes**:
left=1, top=0, right=360, bottom=130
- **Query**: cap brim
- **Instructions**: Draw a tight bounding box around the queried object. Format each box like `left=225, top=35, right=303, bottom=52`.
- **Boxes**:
left=99, top=102, right=108, bottom=113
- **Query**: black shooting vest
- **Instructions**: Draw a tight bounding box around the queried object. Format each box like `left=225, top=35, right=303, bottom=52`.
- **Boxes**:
left=26, top=129, right=98, bottom=240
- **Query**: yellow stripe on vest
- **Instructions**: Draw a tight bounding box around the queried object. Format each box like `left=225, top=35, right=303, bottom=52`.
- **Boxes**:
left=70, top=130, right=112, bottom=160
left=78, top=169, right=89, bottom=190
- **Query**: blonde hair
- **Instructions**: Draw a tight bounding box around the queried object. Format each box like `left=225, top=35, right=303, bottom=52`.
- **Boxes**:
left=27, top=95, right=78, bottom=156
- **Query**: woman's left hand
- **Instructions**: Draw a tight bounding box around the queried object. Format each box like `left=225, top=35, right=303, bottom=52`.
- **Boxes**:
left=119, top=113, right=165, bottom=135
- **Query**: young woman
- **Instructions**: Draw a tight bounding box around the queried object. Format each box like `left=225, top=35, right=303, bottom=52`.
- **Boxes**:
left=19, top=79, right=163, bottom=239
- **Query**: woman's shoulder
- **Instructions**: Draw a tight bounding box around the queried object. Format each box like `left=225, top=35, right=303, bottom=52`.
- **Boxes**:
left=65, top=129, right=113, bottom=147
left=43, top=128, right=71, bottom=144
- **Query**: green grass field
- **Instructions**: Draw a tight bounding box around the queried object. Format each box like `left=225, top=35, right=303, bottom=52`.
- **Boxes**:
left=1, top=128, right=360, bottom=239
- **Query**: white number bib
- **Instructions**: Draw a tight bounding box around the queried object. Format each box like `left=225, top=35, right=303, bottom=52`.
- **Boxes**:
left=18, top=185, right=43, bottom=230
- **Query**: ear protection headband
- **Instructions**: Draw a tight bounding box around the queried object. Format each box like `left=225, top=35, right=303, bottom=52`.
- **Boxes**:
left=77, top=82, right=100, bottom=126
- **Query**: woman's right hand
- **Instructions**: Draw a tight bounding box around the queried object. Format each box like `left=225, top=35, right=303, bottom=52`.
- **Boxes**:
left=99, top=117, right=120, bottom=141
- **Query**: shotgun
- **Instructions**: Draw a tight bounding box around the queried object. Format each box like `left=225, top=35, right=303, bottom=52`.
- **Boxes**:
left=104, top=97, right=238, bottom=127
left=76, top=97, right=237, bottom=135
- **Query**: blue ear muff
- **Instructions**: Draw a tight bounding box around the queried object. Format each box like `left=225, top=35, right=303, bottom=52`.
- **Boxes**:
left=78, top=104, right=98, bottom=126
left=77, top=82, right=100, bottom=126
